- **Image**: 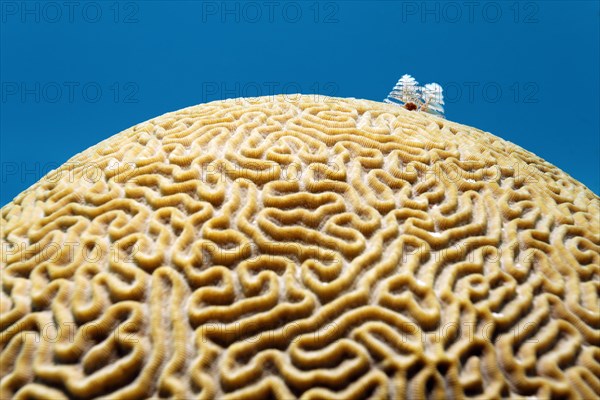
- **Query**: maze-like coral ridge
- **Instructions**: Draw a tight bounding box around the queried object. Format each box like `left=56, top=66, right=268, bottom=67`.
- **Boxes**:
left=1, top=95, right=599, bottom=399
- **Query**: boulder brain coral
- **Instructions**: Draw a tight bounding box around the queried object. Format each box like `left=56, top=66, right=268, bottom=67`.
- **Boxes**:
left=1, top=95, right=599, bottom=399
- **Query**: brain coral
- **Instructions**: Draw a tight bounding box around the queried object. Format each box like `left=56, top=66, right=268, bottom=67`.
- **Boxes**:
left=1, top=95, right=599, bottom=400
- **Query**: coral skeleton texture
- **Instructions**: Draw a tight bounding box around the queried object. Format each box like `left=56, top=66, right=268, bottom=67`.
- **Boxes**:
left=1, top=95, right=599, bottom=399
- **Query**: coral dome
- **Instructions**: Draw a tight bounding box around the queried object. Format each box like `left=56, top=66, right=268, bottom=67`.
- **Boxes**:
left=1, top=95, right=599, bottom=399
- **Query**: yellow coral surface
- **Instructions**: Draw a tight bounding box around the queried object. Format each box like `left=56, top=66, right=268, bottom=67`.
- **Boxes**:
left=1, top=95, right=599, bottom=399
